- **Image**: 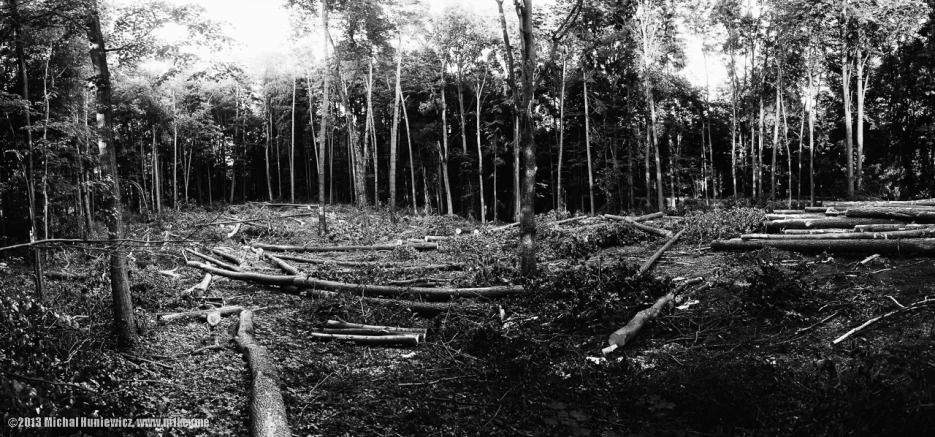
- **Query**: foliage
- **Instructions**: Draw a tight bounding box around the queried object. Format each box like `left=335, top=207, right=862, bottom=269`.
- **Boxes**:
left=681, top=207, right=765, bottom=244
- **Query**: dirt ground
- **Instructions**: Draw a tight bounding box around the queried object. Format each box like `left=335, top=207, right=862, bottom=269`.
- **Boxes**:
left=2, top=204, right=934, bottom=436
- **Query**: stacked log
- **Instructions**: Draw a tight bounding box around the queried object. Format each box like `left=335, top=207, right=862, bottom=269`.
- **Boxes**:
left=713, top=199, right=935, bottom=256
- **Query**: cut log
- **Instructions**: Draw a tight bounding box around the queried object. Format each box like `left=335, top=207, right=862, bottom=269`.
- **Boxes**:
left=603, top=214, right=673, bottom=238
left=308, top=332, right=420, bottom=346
left=158, top=268, right=181, bottom=279
left=325, top=320, right=427, bottom=334
left=823, top=199, right=935, bottom=208
left=765, top=214, right=827, bottom=221
left=711, top=238, right=935, bottom=256
left=765, top=218, right=906, bottom=232
left=638, top=229, right=685, bottom=275
left=252, top=242, right=437, bottom=252
left=804, top=207, right=832, bottom=213
left=212, top=212, right=320, bottom=226
left=854, top=224, right=935, bottom=232
left=182, top=273, right=212, bottom=298
left=211, top=248, right=243, bottom=265
left=743, top=228, right=935, bottom=240
left=273, top=285, right=489, bottom=315
left=157, top=305, right=243, bottom=324
left=264, top=253, right=301, bottom=275
left=772, top=209, right=809, bottom=214
left=184, top=249, right=242, bottom=272
left=554, top=215, right=588, bottom=226
left=270, top=253, right=464, bottom=271
left=845, top=207, right=935, bottom=223
left=603, top=277, right=704, bottom=352
left=187, top=261, right=524, bottom=299
left=248, top=201, right=317, bottom=208
left=234, top=310, right=291, bottom=437
left=782, top=229, right=853, bottom=235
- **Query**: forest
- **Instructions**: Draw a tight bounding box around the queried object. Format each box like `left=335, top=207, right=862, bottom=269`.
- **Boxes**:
left=2, top=0, right=935, bottom=435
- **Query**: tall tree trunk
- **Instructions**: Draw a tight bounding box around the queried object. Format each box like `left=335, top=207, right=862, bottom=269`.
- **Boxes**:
left=401, top=91, right=417, bottom=215
left=808, top=69, right=816, bottom=206
left=645, top=118, right=652, bottom=209
left=230, top=86, right=238, bottom=204
left=439, top=64, right=454, bottom=215
left=389, top=33, right=403, bottom=221
left=41, top=46, right=52, bottom=240
left=152, top=127, right=161, bottom=213
left=856, top=54, right=866, bottom=192
left=650, top=94, right=664, bottom=212
left=730, top=45, right=739, bottom=198
left=85, top=0, right=137, bottom=347
left=365, top=60, right=377, bottom=205
left=475, top=69, right=488, bottom=223
left=266, top=103, right=274, bottom=201
left=290, top=73, right=297, bottom=204
left=173, top=92, right=179, bottom=209
left=556, top=51, right=567, bottom=211
left=701, top=116, right=709, bottom=205
left=513, top=116, right=520, bottom=220
left=842, top=7, right=855, bottom=198
left=583, top=67, right=595, bottom=215
left=757, top=93, right=765, bottom=201
left=515, top=0, right=537, bottom=275
left=316, top=2, right=330, bottom=234
left=771, top=64, right=781, bottom=200
left=11, top=0, right=44, bottom=299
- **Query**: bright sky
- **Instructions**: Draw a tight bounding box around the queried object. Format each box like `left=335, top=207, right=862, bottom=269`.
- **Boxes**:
left=124, top=0, right=727, bottom=93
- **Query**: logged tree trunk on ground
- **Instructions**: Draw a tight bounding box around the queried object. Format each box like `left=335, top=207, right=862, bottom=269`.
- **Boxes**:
left=844, top=207, right=935, bottom=222
left=252, top=242, right=437, bottom=252
left=638, top=229, right=684, bottom=275
left=604, top=277, right=705, bottom=353
left=234, top=310, right=291, bottom=437
left=765, top=218, right=906, bottom=232
left=86, top=0, right=138, bottom=347
left=742, top=228, right=935, bottom=240
left=711, top=238, right=935, bottom=255
left=158, top=306, right=243, bottom=324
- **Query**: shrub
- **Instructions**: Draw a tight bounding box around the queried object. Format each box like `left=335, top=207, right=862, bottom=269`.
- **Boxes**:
left=681, top=207, right=765, bottom=244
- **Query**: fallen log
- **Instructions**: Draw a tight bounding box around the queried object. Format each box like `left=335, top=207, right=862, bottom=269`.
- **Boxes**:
left=823, top=199, right=935, bottom=208
left=308, top=332, right=420, bottom=346
left=212, top=212, right=320, bottom=226
left=854, top=224, right=935, bottom=232
left=234, top=310, right=291, bottom=437
left=211, top=248, right=243, bottom=266
left=226, top=223, right=242, bottom=239
left=845, top=206, right=935, bottom=223
left=765, top=218, right=906, bottom=232
left=270, top=253, right=464, bottom=271
left=772, top=209, right=809, bottom=214
left=765, top=214, right=827, bottom=221
left=832, top=298, right=935, bottom=344
left=158, top=268, right=181, bottom=279
left=264, top=254, right=301, bottom=275
left=603, top=277, right=705, bottom=353
left=711, top=238, right=935, bottom=256
left=325, top=320, right=427, bottom=335
left=273, top=285, right=489, bottom=314
left=743, top=228, right=935, bottom=240
left=184, top=249, right=242, bottom=272
left=782, top=229, right=853, bottom=234
left=187, top=261, right=524, bottom=299
left=637, top=229, right=685, bottom=275
left=158, top=305, right=243, bottom=324
left=248, top=201, right=317, bottom=209
left=182, top=273, right=212, bottom=298
left=252, top=242, right=437, bottom=252
left=604, top=214, right=673, bottom=238
left=804, top=207, right=832, bottom=213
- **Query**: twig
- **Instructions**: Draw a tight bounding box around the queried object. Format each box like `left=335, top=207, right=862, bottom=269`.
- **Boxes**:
left=2, top=370, right=99, bottom=394
left=886, top=295, right=905, bottom=308
left=833, top=298, right=935, bottom=344
left=397, top=376, right=469, bottom=387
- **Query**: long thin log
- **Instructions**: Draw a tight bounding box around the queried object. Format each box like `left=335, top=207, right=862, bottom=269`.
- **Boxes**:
left=638, top=229, right=684, bottom=275
left=211, top=248, right=243, bottom=265
left=248, top=201, right=318, bottom=208
left=711, top=238, right=935, bottom=256
left=772, top=209, right=810, bottom=214
left=308, top=332, right=420, bottom=346
left=604, top=214, right=673, bottom=238
left=211, top=212, right=320, bottom=226
left=2, top=370, right=99, bottom=394
left=743, top=229, right=935, bottom=240
left=845, top=207, right=935, bottom=223
left=765, top=218, right=906, bottom=232
left=854, top=224, right=935, bottom=232
left=832, top=298, right=935, bottom=344
left=234, top=310, right=291, bottom=437
left=766, top=214, right=826, bottom=221
left=184, top=249, right=242, bottom=272
left=157, top=305, right=243, bottom=324
left=273, top=285, right=489, bottom=314
left=187, top=261, right=524, bottom=299
left=782, top=229, right=853, bottom=235
left=271, top=253, right=463, bottom=271
left=264, top=253, right=301, bottom=275
left=252, top=242, right=437, bottom=252
left=823, top=200, right=935, bottom=208
left=603, top=277, right=704, bottom=353
left=804, top=207, right=832, bottom=213
left=325, top=319, right=426, bottom=334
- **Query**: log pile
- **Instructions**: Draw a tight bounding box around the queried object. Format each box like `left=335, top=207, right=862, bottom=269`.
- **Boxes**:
left=712, top=199, right=935, bottom=256
left=307, top=320, right=427, bottom=347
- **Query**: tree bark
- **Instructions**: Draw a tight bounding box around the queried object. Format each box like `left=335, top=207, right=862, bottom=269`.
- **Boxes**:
left=439, top=63, right=454, bottom=215
left=290, top=74, right=296, bottom=204
left=390, top=33, right=402, bottom=220
left=712, top=237, right=935, bottom=255
left=253, top=242, right=437, bottom=252
left=765, top=217, right=906, bottom=232
left=557, top=50, right=567, bottom=211
left=842, top=2, right=855, bottom=198
left=583, top=67, right=595, bottom=215
left=844, top=207, right=935, bottom=223
left=234, top=310, right=291, bottom=437
left=85, top=1, right=138, bottom=347
left=316, top=1, right=331, bottom=235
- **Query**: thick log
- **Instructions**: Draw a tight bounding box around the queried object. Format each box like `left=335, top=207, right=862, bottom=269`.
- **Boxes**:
left=804, top=207, right=832, bottom=213
left=766, top=214, right=826, bottom=221
left=765, top=218, right=905, bottom=232
left=184, top=249, right=242, bottom=272
left=183, top=273, right=212, bottom=298
left=845, top=207, right=935, bottom=223
left=823, top=199, right=935, bottom=208
left=187, top=261, right=524, bottom=299
left=234, top=310, right=290, bottom=437
left=772, top=209, right=809, bottom=214
left=264, top=253, right=301, bottom=275
left=711, top=238, right=935, bottom=255
left=211, top=248, right=243, bottom=265
left=252, top=242, right=437, bottom=252
left=158, top=305, right=243, bottom=324
left=308, top=332, right=420, bottom=346
left=604, top=278, right=704, bottom=352
left=270, top=253, right=464, bottom=271
left=782, top=229, right=853, bottom=234
left=743, top=228, right=935, bottom=240
left=854, top=224, right=935, bottom=232
left=603, top=214, right=673, bottom=238
left=638, top=229, right=684, bottom=275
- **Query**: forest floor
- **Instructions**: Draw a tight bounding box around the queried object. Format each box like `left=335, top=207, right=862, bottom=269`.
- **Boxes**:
left=2, top=203, right=934, bottom=436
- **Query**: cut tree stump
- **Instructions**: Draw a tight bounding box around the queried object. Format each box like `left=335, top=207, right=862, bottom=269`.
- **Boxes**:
left=603, top=277, right=705, bottom=353
left=184, top=249, right=242, bottom=272
left=158, top=305, right=243, bottom=324
left=765, top=218, right=906, bottom=232
left=711, top=238, right=935, bottom=256
left=844, top=207, right=935, bottom=223
left=187, top=261, right=524, bottom=299
left=234, top=310, right=290, bottom=437
left=638, top=230, right=685, bottom=275
left=252, top=242, right=437, bottom=252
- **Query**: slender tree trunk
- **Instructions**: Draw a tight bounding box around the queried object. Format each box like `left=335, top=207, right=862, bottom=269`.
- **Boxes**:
left=516, top=0, right=537, bottom=275
left=797, top=97, right=806, bottom=204
left=583, top=67, right=595, bottom=215
left=475, top=70, right=488, bottom=223
left=365, top=60, right=377, bottom=205
left=11, top=0, right=44, bottom=299
left=316, top=2, right=331, bottom=234
left=230, top=86, right=238, bottom=204
left=290, top=73, right=297, bottom=203
left=856, top=54, right=866, bottom=192
left=557, top=51, right=567, bottom=211
left=645, top=118, right=652, bottom=209
left=266, top=103, right=274, bottom=201
left=701, top=116, right=709, bottom=205
left=842, top=22, right=855, bottom=198
left=757, top=93, right=765, bottom=201
left=152, top=127, right=161, bottom=213
left=771, top=65, right=781, bottom=200
left=389, top=33, right=403, bottom=221
left=439, top=65, right=454, bottom=215
left=730, top=46, right=739, bottom=198
left=808, top=69, right=816, bottom=206
left=513, top=116, right=520, bottom=220
left=173, top=92, right=179, bottom=209
left=41, top=46, right=52, bottom=240
left=86, top=0, right=137, bottom=347
left=401, top=92, right=417, bottom=214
